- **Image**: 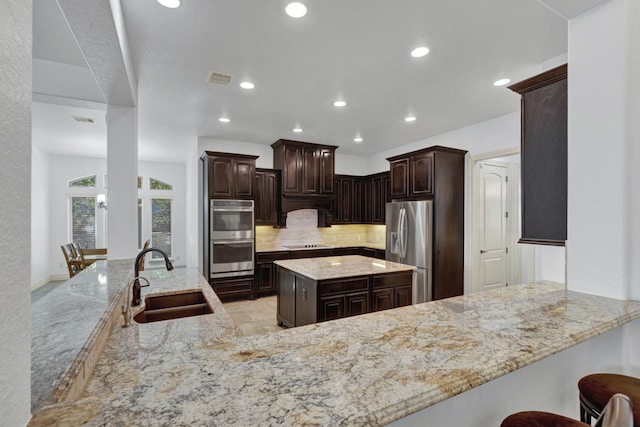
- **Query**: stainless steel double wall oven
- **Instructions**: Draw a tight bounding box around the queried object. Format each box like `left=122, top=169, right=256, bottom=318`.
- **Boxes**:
left=209, top=199, right=254, bottom=278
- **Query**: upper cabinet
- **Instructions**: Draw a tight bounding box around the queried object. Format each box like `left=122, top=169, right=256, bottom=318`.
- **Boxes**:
left=201, top=151, right=258, bottom=199
left=271, top=139, right=337, bottom=197
left=388, top=150, right=434, bottom=199
left=254, top=168, right=280, bottom=226
left=508, top=64, right=567, bottom=246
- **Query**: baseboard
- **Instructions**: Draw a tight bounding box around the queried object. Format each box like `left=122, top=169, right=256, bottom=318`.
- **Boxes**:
left=31, top=274, right=68, bottom=291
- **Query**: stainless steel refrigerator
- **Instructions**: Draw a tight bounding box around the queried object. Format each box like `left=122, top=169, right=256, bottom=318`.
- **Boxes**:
left=386, top=200, right=433, bottom=304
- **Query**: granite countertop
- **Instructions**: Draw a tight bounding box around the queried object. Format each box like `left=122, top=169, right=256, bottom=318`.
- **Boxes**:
left=30, top=271, right=640, bottom=426
left=274, top=255, right=415, bottom=280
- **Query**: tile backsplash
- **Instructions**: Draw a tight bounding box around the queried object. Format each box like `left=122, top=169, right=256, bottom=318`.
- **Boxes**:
left=255, top=209, right=385, bottom=248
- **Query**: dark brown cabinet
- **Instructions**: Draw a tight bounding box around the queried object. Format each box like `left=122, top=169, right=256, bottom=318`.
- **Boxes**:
left=386, top=146, right=467, bottom=300
left=388, top=151, right=434, bottom=198
left=209, top=276, right=254, bottom=301
left=290, top=248, right=334, bottom=259
left=272, top=139, right=337, bottom=197
left=201, top=151, right=258, bottom=199
left=254, top=168, right=280, bottom=226
left=318, top=277, right=370, bottom=322
left=332, top=172, right=389, bottom=225
left=255, top=251, right=290, bottom=296
left=371, top=272, right=413, bottom=312
left=509, top=64, right=567, bottom=246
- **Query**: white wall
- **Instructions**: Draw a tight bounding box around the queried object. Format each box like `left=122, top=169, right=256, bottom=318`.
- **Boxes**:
left=31, top=147, right=50, bottom=288
left=0, top=0, right=32, bottom=424
left=567, top=0, right=639, bottom=299
left=46, top=154, right=187, bottom=279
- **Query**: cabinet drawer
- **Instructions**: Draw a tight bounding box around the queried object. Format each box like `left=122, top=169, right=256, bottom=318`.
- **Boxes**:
left=333, top=247, right=360, bottom=256
left=210, top=276, right=254, bottom=297
left=290, top=249, right=334, bottom=259
left=256, top=251, right=291, bottom=262
left=319, top=277, right=369, bottom=296
left=372, top=272, right=413, bottom=289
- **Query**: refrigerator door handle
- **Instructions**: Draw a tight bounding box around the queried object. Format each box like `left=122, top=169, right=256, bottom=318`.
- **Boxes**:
left=399, top=207, right=408, bottom=259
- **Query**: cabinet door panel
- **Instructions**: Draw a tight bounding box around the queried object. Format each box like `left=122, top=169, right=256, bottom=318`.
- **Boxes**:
left=346, top=292, right=369, bottom=316
left=255, top=263, right=273, bottom=292
left=319, top=295, right=344, bottom=322
left=209, top=157, right=234, bottom=198
left=372, top=288, right=393, bottom=312
left=319, top=148, right=334, bottom=194
left=302, top=147, right=319, bottom=193
left=390, top=159, right=409, bottom=197
left=283, top=146, right=302, bottom=193
left=234, top=159, right=255, bottom=197
left=254, top=172, right=266, bottom=224
left=341, top=179, right=352, bottom=223
left=371, top=175, right=383, bottom=223
left=395, top=285, right=412, bottom=308
left=410, top=152, right=434, bottom=196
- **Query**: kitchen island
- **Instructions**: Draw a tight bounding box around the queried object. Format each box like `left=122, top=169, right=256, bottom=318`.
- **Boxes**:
left=275, top=255, right=416, bottom=327
left=29, top=263, right=640, bottom=426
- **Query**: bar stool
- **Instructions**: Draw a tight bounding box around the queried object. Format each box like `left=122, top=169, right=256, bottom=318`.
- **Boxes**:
left=578, top=373, right=640, bottom=426
left=501, top=393, right=633, bottom=427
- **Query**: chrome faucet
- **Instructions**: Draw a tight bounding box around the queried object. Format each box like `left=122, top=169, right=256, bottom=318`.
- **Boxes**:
left=121, top=276, right=150, bottom=328
left=132, top=247, right=174, bottom=306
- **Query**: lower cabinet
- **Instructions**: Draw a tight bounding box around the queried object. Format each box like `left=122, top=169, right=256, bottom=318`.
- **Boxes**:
left=255, top=251, right=291, bottom=297
left=276, top=266, right=411, bottom=327
left=209, top=276, right=254, bottom=301
left=371, top=272, right=413, bottom=312
left=318, top=277, right=370, bottom=322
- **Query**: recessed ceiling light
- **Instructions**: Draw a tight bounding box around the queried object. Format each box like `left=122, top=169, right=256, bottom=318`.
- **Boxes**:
left=493, top=78, right=511, bottom=87
left=411, top=46, right=430, bottom=58
left=293, top=127, right=303, bottom=133
left=286, top=2, right=307, bottom=18
left=354, top=137, right=363, bottom=143
left=405, top=116, right=416, bottom=122
left=333, top=100, right=346, bottom=107
left=240, top=81, right=255, bottom=89
left=219, top=117, right=230, bottom=123
left=157, top=0, right=180, bottom=8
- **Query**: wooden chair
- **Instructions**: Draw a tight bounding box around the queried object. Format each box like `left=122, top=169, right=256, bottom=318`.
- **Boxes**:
left=501, top=393, right=633, bottom=427
left=579, top=374, right=640, bottom=426
left=61, top=244, right=83, bottom=278
left=137, top=239, right=151, bottom=272
left=80, top=247, right=107, bottom=266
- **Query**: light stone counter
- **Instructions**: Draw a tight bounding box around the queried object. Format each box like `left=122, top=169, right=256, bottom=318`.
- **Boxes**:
left=29, top=275, right=640, bottom=426
left=274, top=255, right=415, bottom=280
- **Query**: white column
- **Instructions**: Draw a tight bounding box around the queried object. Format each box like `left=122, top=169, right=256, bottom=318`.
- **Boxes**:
left=106, top=105, right=139, bottom=259
left=0, top=1, right=32, bottom=424
left=567, top=0, right=639, bottom=299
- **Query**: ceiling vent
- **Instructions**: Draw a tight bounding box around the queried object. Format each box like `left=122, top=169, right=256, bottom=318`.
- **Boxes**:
left=72, top=116, right=96, bottom=123
left=207, top=71, right=232, bottom=85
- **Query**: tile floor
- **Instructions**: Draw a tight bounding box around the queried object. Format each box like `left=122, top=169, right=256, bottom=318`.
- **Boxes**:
left=222, top=296, right=285, bottom=336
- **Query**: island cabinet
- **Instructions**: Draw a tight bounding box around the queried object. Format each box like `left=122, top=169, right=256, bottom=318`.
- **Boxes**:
left=201, top=151, right=258, bottom=199
left=254, top=168, right=280, bottom=226
left=371, top=271, right=413, bottom=312
left=317, top=277, right=370, bottom=322
left=275, top=256, right=415, bottom=328
left=271, top=139, right=337, bottom=196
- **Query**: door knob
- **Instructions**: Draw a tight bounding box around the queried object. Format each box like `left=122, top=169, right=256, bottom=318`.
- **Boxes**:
left=480, top=249, right=487, bottom=254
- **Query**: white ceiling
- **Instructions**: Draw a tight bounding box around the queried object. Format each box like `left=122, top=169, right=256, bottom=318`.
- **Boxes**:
left=31, top=0, right=608, bottom=162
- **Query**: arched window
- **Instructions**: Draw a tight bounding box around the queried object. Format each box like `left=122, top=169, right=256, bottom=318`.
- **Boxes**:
left=68, top=175, right=96, bottom=187
left=149, top=178, right=172, bottom=190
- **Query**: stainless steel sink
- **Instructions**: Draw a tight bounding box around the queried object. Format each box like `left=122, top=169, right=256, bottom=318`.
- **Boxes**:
left=134, top=290, right=213, bottom=324
left=283, top=244, right=333, bottom=249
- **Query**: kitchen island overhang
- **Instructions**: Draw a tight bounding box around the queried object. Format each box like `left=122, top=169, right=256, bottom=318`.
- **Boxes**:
left=29, top=262, right=640, bottom=426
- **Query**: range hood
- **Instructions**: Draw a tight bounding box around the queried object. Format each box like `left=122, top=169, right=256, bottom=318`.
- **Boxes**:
left=279, top=194, right=334, bottom=227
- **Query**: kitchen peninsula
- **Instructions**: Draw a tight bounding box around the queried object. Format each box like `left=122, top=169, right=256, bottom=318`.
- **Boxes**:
left=275, top=255, right=416, bottom=327
left=28, top=262, right=640, bottom=426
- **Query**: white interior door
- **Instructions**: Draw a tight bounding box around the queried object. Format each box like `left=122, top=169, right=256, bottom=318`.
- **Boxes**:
left=478, top=162, right=509, bottom=291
